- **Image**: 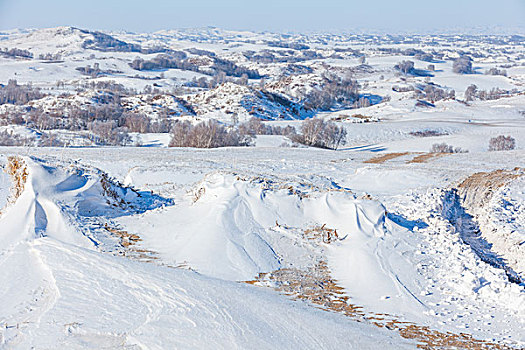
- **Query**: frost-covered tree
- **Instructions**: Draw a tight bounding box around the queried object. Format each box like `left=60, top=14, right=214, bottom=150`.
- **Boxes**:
left=464, top=84, right=478, bottom=101
left=394, top=60, right=415, bottom=75
left=453, top=56, right=473, bottom=74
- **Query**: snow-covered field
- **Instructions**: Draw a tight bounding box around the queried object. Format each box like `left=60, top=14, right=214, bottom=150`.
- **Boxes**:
left=0, top=27, right=524, bottom=349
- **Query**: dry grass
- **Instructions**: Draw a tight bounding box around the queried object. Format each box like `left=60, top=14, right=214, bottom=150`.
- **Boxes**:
left=364, top=152, right=410, bottom=164
left=4, top=156, right=28, bottom=205
left=457, top=168, right=523, bottom=208
left=103, top=224, right=158, bottom=262
left=407, top=152, right=447, bottom=164
left=303, top=224, right=341, bottom=244
left=100, top=172, right=141, bottom=210
left=246, top=261, right=514, bottom=349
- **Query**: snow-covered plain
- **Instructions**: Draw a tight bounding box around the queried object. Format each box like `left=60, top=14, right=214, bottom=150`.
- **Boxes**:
left=1, top=27, right=524, bottom=349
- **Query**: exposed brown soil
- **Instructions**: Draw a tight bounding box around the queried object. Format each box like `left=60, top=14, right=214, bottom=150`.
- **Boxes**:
left=407, top=152, right=447, bottom=164
left=364, top=152, right=410, bottom=164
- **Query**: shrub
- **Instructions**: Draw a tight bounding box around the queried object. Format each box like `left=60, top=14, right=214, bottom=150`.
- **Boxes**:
left=430, top=143, right=467, bottom=153
left=291, top=118, right=347, bottom=150
left=488, top=135, right=515, bottom=151
left=485, top=68, right=507, bottom=76
left=169, top=120, right=253, bottom=148
left=409, top=130, right=448, bottom=137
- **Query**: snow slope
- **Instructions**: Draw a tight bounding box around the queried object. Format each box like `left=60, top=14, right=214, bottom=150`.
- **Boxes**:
left=0, top=156, right=413, bottom=349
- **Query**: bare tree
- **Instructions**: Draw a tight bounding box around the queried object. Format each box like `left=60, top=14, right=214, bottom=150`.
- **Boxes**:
left=169, top=119, right=253, bottom=148
left=488, top=135, right=515, bottom=151
left=292, top=118, right=347, bottom=150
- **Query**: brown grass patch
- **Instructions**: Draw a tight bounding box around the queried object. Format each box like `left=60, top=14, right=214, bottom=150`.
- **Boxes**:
left=364, top=152, right=410, bottom=164
left=407, top=152, right=447, bottom=164
left=303, top=224, right=341, bottom=244
left=246, top=261, right=513, bottom=349
left=457, top=168, right=523, bottom=209
left=4, top=156, right=28, bottom=205
left=103, top=224, right=158, bottom=262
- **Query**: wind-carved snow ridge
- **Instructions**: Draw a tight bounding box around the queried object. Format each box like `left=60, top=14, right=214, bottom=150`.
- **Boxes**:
left=0, top=157, right=411, bottom=349
left=0, top=156, right=174, bottom=253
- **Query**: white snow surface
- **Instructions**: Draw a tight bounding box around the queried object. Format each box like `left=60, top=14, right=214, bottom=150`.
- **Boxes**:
left=0, top=156, right=413, bottom=349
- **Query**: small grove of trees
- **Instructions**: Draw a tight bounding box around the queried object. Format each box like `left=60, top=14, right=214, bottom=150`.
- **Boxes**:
left=464, top=84, right=515, bottom=102
left=452, top=56, right=473, bottom=74
left=0, top=48, right=33, bottom=59
left=38, top=52, right=62, bottom=61
left=303, top=73, right=360, bottom=111
left=430, top=143, right=468, bottom=153
left=415, top=84, right=455, bottom=102
left=130, top=54, right=261, bottom=79
left=394, top=60, right=415, bottom=75
left=237, top=117, right=297, bottom=137
left=0, top=80, right=44, bottom=105
left=0, top=130, right=65, bottom=147
left=291, top=118, right=347, bottom=150
left=87, top=120, right=131, bottom=146
left=169, top=119, right=253, bottom=148
left=488, top=135, right=515, bottom=151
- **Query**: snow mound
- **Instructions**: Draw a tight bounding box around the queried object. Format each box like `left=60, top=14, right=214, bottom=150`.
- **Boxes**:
left=0, top=157, right=172, bottom=250
left=187, top=82, right=310, bottom=122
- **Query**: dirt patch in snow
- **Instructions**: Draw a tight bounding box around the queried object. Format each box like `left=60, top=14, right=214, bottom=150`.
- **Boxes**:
left=364, top=152, right=411, bottom=164
left=407, top=153, right=447, bottom=164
